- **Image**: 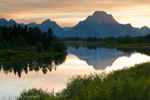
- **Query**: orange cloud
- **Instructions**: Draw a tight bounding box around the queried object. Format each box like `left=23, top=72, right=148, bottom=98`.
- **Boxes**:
left=0, top=0, right=150, bottom=27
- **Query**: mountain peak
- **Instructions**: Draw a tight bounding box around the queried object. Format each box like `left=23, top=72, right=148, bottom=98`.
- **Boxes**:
left=9, top=19, right=15, bottom=22
left=93, top=11, right=107, bottom=16
left=0, top=18, right=8, bottom=26
left=141, top=26, right=149, bottom=29
left=44, top=19, right=51, bottom=22
left=0, top=18, right=8, bottom=22
left=41, top=19, right=53, bottom=25
left=85, top=11, right=118, bottom=24
left=27, top=22, right=37, bottom=27
left=9, top=19, right=17, bottom=24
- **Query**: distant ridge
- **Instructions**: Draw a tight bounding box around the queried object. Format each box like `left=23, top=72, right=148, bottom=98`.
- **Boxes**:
left=0, top=18, right=18, bottom=27
left=136, top=26, right=150, bottom=36
left=38, top=19, right=65, bottom=37
left=0, top=18, right=65, bottom=37
left=0, top=11, right=149, bottom=38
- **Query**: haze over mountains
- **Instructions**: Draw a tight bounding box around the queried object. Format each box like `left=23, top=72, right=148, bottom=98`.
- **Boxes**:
left=0, top=11, right=149, bottom=38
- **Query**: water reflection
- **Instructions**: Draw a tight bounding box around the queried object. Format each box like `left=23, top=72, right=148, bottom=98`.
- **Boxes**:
left=104, top=53, right=150, bottom=73
left=0, top=45, right=150, bottom=99
left=117, top=47, right=150, bottom=55
left=68, top=45, right=131, bottom=69
left=68, top=45, right=150, bottom=70
left=0, top=54, right=67, bottom=77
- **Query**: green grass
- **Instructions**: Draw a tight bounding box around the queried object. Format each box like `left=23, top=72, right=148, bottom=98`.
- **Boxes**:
left=17, top=88, right=56, bottom=100
left=0, top=46, right=67, bottom=63
left=17, top=62, right=150, bottom=100
left=65, top=41, right=150, bottom=49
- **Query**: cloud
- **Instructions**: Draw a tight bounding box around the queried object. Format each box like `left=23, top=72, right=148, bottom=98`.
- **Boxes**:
left=0, top=0, right=150, bottom=27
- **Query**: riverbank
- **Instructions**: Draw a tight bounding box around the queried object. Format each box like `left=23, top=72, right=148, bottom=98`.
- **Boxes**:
left=65, top=41, right=150, bottom=56
left=18, top=62, right=150, bottom=100
left=0, top=46, right=67, bottom=63
left=64, top=41, right=150, bottom=49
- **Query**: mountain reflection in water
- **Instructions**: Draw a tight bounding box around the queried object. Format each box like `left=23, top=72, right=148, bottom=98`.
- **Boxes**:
left=1, top=45, right=150, bottom=77
left=0, top=45, right=150, bottom=98
left=68, top=45, right=131, bottom=69
left=68, top=45, right=150, bottom=70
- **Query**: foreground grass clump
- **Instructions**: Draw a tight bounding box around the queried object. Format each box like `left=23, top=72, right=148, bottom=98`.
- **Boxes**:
left=18, top=62, right=150, bottom=100
left=17, top=88, right=56, bottom=100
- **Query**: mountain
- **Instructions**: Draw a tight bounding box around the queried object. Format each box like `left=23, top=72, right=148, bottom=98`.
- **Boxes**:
left=26, top=19, right=65, bottom=37
left=27, top=22, right=38, bottom=28
left=136, top=26, right=150, bottom=36
left=65, top=11, right=141, bottom=38
left=63, top=27, right=72, bottom=31
left=38, top=19, right=65, bottom=37
left=0, top=11, right=149, bottom=38
left=86, top=11, right=118, bottom=24
left=0, top=18, right=65, bottom=37
left=0, top=18, right=9, bottom=27
left=8, top=19, right=17, bottom=26
left=0, top=18, right=18, bottom=27
left=25, top=19, right=65, bottom=37
left=0, top=18, right=8, bottom=26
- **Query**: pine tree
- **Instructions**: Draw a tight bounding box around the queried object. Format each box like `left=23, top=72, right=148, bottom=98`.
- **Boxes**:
left=9, top=37, right=16, bottom=48
left=16, top=36, right=27, bottom=47
left=46, top=28, right=54, bottom=50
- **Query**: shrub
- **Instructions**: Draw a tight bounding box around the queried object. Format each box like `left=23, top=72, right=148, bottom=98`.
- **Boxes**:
left=52, top=42, right=67, bottom=52
left=18, top=62, right=150, bottom=100
left=59, top=63, right=150, bottom=100
left=17, top=88, right=56, bottom=100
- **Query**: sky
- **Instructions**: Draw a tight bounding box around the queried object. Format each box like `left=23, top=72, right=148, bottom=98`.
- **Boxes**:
left=0, top=0, right=150, bottom=28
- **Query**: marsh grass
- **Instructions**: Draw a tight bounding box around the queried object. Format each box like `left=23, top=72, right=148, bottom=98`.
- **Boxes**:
left=0, top=47, right=67, bottom=63
left=65, top=41, right=150, bottom=49
left=17, top=62, right=150, bottom=100
left=17, top=88, right=56, bottom=100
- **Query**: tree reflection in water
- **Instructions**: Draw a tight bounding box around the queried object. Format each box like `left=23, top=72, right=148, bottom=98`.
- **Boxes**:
left=69, top=44, right=150, bottom=56
left=0, top=54, right=67, bottom=78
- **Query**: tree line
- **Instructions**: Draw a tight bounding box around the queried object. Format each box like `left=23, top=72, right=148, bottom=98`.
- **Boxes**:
left=62, top=34, right=150, bottom=44
left=0, top=25, right=66, bottom=52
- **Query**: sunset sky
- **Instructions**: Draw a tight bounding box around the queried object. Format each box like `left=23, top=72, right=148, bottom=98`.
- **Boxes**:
left=0, top=0, right=150, bottom=28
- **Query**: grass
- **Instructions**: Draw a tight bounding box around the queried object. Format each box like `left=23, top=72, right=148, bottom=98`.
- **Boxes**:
left=66, top=41, right=150, bottom=56
left=17, top=62, right=150, bottom=100
left=65, top=41, right=150, bottom=49
left=0, top=46, right=67, bottom=63
left=17, top=88, right=56, bottom=100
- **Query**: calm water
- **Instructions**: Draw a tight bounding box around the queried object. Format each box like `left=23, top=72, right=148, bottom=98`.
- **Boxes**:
left=0, top=45, right=150, bottom=99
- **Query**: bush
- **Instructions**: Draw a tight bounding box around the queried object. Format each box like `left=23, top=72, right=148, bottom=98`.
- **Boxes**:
left=17, top=88, right=56, bottom=100
left=36, top=42, right=44, bottom=53
left=52, top=42, right=67, bottom=52
left=18, top=62, right=150, bottom=100
left=59, top=63, right=150, bottom=100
